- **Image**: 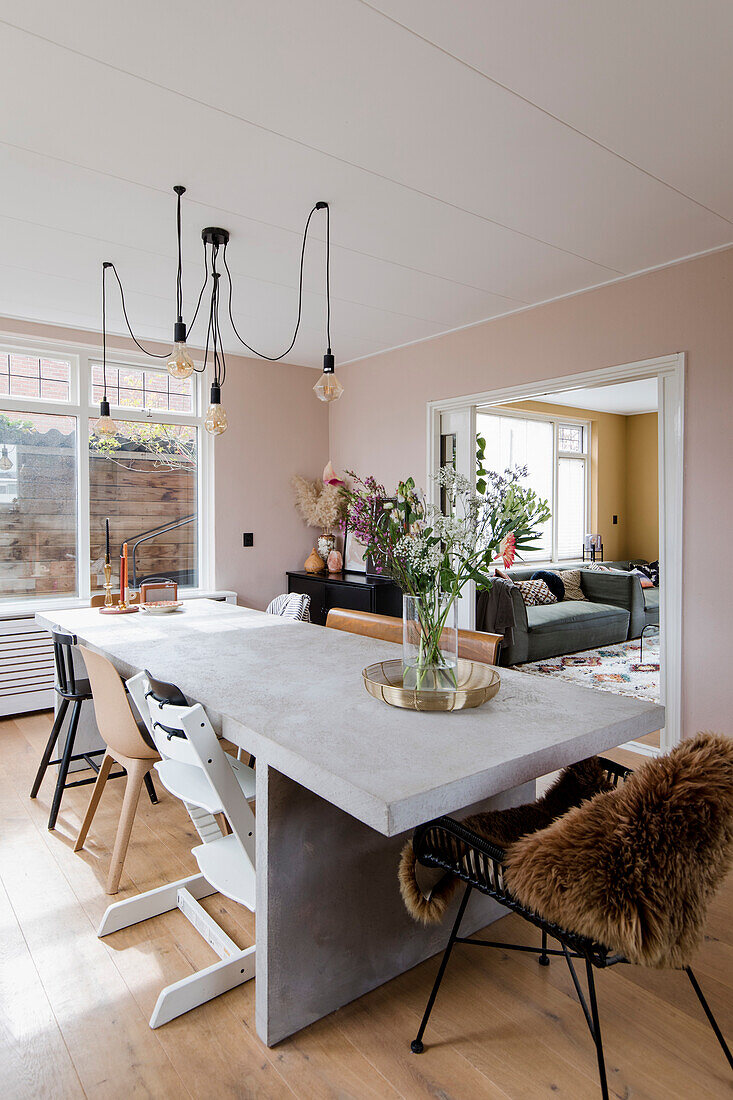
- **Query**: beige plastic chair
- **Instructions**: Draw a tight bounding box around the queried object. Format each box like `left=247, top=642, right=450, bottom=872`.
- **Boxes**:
left=74, top=646, right=159, bottom=894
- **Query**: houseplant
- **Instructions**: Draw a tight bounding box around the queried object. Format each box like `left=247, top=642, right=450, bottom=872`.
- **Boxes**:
left=342, top=466, right=550, bottom=690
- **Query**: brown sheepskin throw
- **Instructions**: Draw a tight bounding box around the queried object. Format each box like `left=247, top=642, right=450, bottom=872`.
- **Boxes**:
left=505, top=733, right=733, bottom=968
left=399, top=757, right=612, bottom=924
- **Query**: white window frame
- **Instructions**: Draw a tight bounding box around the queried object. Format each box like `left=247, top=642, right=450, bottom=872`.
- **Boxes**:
left=477, top=406, right=591, bottom=563
left=0, top=333, right=213, bottom=608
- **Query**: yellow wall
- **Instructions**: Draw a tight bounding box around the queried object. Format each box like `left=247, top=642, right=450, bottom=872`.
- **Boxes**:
left=496, top=401, right=657, bottom=561
left=625, top=413, right=659, bottom=561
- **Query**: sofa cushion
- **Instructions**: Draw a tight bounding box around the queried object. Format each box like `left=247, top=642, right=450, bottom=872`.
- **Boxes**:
left=644, top=588, right=660, bottom=613
left=558, top=568, right=586, bottom=601
left=516, top=578, right=557, bottom=606
left=527, top=600, right=629, bottom=635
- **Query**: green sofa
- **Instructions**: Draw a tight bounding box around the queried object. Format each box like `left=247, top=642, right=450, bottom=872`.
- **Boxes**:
left=492, top=560, right=659, bottom=666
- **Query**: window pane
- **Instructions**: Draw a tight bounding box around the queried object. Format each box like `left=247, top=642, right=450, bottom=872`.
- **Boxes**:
left=558, top=424, right=584, bottom=453
left=2, top=355, right=72, bottom=403
left=477, top=412, right=553, bottom=559
left=89, top=420, right=198, bottom=593
left=90, top=362, right=194, bottom=415
left=0, top=408, right=78, bottom=602
left=10, top=355, right=39, bottom=378
left=39, top=359, right=71, bottom=400
left=557, top=458, right=586, bottom=558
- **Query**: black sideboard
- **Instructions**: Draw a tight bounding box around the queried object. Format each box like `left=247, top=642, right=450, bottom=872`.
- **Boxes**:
left=286, top=570, right=402, bottom=626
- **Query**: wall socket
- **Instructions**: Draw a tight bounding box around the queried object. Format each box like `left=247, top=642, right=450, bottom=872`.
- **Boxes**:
left=242, top=532, right=254, bottom=547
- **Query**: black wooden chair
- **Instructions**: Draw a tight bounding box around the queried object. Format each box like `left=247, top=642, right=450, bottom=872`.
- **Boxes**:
left=409, top=756, right=733, bottom=1099
left=30, top=630, right=156, bottom=829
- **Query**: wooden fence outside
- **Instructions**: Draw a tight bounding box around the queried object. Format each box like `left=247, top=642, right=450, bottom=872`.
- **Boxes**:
left=1, top=425, right=196, bottom=601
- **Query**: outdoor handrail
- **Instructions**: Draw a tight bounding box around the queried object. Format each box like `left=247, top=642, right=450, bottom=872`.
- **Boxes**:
left=122, top=514, right=196, bottom=588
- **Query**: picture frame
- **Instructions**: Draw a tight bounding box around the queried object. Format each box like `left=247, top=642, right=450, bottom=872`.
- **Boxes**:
left=366, top=496, right=397, bottom=576
left=343, top=526, right=367, bottom=573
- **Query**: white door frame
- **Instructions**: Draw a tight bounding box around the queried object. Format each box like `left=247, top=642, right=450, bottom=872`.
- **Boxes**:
left=427, top=352, right=684, bottom=752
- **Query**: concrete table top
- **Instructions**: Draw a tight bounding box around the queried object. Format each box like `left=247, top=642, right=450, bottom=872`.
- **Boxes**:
left=37, top=600, right=664, bottom=836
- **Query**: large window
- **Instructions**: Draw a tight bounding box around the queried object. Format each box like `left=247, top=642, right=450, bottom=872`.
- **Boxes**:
left=477, top=409, right=590, bottom=562
left=0, top=409, right=78, bottom=601
left=89, top=421, right=198, bottom=594
left=0, top=341, right=208, bottom=605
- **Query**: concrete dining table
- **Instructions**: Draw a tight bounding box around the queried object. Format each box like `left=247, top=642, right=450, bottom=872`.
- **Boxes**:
left=36, top=599, right=665, bottom=1046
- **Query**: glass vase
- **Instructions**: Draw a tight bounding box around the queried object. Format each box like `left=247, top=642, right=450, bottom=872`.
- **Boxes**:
left=402, top=592, right=458, bottom=692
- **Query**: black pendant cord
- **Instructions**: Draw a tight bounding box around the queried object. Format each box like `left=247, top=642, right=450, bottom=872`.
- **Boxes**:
left=325, top=200, right=331, bottom=354
left=187, top=240, right=211, bottom=367
left=105, top=256, right=209, bottom=360
left=102, top=262, right=109, bottom=400
left=175, top=185, right=184, bottom=324
left=202, top=245, right=227, bottom=388
left=105, top=262, right=169, bottom=358
left=214, top=263, right=227, bottom=387
left=222, top=202, right=327, bottom=362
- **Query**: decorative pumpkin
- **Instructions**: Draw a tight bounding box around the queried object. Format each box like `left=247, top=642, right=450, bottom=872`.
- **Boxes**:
left=304, top=547, right=327, bottom=574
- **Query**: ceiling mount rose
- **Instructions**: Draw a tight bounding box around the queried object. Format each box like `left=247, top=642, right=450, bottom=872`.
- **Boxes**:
left=93, top=189, right=342, bottom=440
left=201, top=226, right=230, bottom=248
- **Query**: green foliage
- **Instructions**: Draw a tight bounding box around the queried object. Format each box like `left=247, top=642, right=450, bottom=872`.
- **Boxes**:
left=90, top=421, right=196, bottom=471
left=476, top=433, right=488, bottom=496
left=0, top=411, right=34, bottom=432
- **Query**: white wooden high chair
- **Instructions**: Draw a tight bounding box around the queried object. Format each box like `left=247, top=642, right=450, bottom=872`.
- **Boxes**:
left=97, top=671, right=256, bottom=1028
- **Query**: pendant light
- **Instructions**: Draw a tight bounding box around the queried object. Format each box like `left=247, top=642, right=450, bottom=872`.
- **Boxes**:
left=94, top=262, right=118, bottom=438
left=166, top=186, right=195, bottom=380
left=201, top=230, right=229, bottom=436
left=312, top=203, right=343, bottom=403
left=98, top=190, right=339, bottom=441
left=0, top=445, right=13, bottom=472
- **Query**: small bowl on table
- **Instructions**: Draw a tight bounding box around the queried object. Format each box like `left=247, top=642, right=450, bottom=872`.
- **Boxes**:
left=139, top=600, right=184, bottom=615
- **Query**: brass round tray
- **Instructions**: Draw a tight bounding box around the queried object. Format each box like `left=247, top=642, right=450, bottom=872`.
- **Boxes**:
left=362, top=658, right=500, bottom=712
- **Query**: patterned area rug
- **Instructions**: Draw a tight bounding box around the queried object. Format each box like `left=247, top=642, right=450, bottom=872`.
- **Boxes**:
left=515, top=628, right=660, bottom=703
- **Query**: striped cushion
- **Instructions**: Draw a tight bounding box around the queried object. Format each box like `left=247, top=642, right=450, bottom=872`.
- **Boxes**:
left=266, top=593, right=311, bottom=622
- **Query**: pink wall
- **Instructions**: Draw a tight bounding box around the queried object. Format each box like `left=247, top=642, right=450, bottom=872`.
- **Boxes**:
left=212, top=356, right=328, bottom=609
left=329, top=247, right=733, bottom=737
left=0, top=316, right=328, bottom=610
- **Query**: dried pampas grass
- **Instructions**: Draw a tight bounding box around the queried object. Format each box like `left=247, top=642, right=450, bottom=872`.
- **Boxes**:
left=291, top=475, right=345, bottom=530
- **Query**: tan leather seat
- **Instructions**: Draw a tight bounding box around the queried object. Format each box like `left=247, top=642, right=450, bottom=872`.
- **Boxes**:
left=325, top=607, right=502, bottom=665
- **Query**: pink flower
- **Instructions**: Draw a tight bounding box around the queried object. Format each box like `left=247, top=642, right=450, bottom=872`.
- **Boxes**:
left=498, top=532, right=516, bottom=569
left=323, top=460, right=344, bottom=486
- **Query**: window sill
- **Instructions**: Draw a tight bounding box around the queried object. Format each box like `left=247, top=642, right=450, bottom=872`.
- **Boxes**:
left=0, top=587, right=237, bottom=620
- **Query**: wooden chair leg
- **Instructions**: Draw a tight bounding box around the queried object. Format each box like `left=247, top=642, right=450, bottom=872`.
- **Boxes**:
left=74, top=752, right=115, bottom=852
left=106, top=760, right=149, bottom=895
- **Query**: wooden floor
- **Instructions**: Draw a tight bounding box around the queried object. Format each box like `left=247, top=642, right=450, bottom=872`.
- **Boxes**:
left=1, top=712, right=731, bottom=1100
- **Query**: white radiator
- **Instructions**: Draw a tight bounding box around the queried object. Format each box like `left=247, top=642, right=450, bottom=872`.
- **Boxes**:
left=0, top=617, right=55, bottom=717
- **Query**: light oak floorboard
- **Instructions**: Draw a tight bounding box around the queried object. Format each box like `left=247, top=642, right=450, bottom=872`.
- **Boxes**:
left=1, top=712, right=731, bottom=1099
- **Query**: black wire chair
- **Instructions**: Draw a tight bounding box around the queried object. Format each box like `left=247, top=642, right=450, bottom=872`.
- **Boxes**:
left=409, top=757, right=733, bottom=1099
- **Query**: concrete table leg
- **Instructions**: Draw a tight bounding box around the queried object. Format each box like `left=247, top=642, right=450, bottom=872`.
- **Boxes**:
left=255, top=763, right=535, bottom=1047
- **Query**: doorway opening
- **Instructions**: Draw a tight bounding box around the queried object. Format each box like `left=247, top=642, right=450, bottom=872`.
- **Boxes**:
left=427, top=354, right=683, bottom=752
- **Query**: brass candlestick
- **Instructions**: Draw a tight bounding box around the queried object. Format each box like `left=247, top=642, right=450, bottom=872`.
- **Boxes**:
left=103, top=560, right=113, bottom=607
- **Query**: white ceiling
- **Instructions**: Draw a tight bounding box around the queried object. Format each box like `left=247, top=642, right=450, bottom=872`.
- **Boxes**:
left=1, top=0, right=732, bottom=368
left=531, top=379, right=659, bottom=416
